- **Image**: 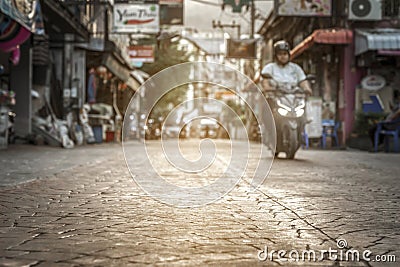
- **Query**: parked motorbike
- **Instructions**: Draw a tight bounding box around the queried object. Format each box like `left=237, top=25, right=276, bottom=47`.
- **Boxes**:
left=199, top=118, right=219, bottom=139
left=262, top=79, right=307, bottom=159
left=145, top=116, right=163, bottom=140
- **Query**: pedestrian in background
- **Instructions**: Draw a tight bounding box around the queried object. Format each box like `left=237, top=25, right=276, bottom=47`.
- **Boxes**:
left=87, top=68, right=97, bottom=104
left=369, top=91, right=400, bottom=150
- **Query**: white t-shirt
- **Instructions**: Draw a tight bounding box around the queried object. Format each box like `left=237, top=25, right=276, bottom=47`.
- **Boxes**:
left=261, top=62, right=306, bottom=85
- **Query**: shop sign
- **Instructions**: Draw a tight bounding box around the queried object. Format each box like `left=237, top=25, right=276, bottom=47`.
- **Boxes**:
left=226, top=39, right=257, bottom=59
left=361, top=75, right=386, bottom=91
left=362, top=94, right=384, bottom=113
left=275, top=0, right=332, bottom=17
left=113, top=4, right=159, bottom=33
left=160, top=4, right=183, bottom=25
left=128, top=45, right=155, bottom=63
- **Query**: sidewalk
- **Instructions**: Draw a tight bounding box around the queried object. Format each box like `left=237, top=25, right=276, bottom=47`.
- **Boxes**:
left=0, top=141, right=398, bottom=266
left=0, top=143, right=122, bottom=187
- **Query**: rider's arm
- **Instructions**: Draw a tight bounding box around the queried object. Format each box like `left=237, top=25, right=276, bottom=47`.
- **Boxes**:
left=260, top=64, right=276, bottom=92
left=262, top=78, right=276, bottom=91
left=293, top=63, right=312, bottom=95
left=299, top=80, right=312, bottom=95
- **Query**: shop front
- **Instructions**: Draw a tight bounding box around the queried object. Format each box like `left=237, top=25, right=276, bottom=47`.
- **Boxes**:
left=0, top=0, right=46, bottom=148
left=86, top=43, right=141, bottom=143
left=290, top=28, right=354, bottom=144
left=351, top=28, right=400, bottom=148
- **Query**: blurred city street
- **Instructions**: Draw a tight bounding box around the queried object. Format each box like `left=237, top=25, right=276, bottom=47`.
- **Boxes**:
left=0, top=141, right=398, bottom=266
left=2, top=0, right=400, bottom=265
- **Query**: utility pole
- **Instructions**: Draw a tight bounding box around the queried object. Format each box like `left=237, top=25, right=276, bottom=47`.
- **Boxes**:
left=250, top=0, right=255, bottom=39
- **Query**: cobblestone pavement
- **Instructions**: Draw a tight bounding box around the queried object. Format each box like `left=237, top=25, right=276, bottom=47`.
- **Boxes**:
left=0, top=141, right=399, bottom=266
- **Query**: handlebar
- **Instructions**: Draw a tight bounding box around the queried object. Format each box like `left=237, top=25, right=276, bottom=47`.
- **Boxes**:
left=263, top=85, right=306, bottom=95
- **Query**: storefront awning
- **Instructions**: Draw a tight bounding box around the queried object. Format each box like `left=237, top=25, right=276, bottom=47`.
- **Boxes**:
left=102, top=53, right=131, bottom=84
left=131, top=69, right=150, bottom=85
left=126, top=76, right=141, bottom=91
left=291, top=28, right=353, bottom=59
left=355, top=28, right=400, bottom=56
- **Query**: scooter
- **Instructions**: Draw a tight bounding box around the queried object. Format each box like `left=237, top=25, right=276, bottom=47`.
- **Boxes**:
left=262, top=80, right=307, bottom=159
left=145, top=116, right=163, bottom=140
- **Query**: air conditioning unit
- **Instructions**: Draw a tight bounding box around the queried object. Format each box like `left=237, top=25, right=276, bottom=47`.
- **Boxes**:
left=349, top=0, right=382, bottom=20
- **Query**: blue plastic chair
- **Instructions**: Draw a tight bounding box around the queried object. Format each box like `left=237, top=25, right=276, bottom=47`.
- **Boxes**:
left=302, top=130, right=309, bottom=149
left=321, top=120, right=340, bottom=148
left=374, top=119, right=400, bottom=153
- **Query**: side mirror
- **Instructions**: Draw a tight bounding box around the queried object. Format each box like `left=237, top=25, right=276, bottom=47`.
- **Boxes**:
left=306, top=74, right=316, bottom=84
left=306, top=74, right=316, bottom=81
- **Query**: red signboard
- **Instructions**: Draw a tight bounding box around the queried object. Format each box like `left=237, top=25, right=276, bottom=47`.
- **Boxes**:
left=128, top=45, right=155, bottom=63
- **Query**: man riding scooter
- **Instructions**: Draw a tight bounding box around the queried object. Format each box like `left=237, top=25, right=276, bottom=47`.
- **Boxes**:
left=261, top=40, right=313, bottom=159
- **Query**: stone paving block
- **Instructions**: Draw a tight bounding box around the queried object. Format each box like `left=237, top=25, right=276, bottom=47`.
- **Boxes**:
left=34, top=261, right=80, bottom=267
left=0, top=257, right=39, bottom=266
left=15, top=251, right=82, bottom=262
left=0, top=142, right=399, bottom=266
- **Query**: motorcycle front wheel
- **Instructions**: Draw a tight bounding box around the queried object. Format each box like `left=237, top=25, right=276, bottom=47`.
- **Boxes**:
left=285, top=128, right=298, bottom=159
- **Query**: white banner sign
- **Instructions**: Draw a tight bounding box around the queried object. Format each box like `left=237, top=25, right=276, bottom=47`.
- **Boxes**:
left=361, top=75, right=386, bottom=91
left=113, top=4, right=159, bottom=33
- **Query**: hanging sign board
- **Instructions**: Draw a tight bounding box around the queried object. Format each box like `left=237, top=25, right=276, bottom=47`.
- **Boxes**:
left=128, top=45, right=155, bottom=63
left=159, top=0, right=183, bottom=25
left=160, top=4, right=184, bottom=25
left=275, top=0, right=332, bottom=17
left=113, top=4, right=159, bottom=33
left=226, top=39, right=257, bottom=59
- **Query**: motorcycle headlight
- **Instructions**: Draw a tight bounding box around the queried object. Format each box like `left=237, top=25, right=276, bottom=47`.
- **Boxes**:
left=295, top=108, right=305, bottom=117
left=295, top=102, right=305, bottom=117
left=277, top=100, right=291, bottom=111
left=295, top=102, right=305, bottom=111
left=278, top=108, right=289, bottom=116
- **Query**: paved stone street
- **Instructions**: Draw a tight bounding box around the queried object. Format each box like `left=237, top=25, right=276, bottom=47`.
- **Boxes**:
left=0, top=141, right=399, bottom=266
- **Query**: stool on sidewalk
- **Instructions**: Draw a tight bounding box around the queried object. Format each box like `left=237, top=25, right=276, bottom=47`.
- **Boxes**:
left=321, top=120, right=340, bottom=148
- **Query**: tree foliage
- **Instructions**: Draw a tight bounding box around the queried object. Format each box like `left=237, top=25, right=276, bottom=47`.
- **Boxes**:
left=142, top=36, right=201, bottom=119
left=141, top=38, right=195, bottom=76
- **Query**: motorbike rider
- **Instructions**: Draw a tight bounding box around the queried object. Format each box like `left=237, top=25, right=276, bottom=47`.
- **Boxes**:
left=260, top=40, right=312, bottom=158
left=261, top=40, right=312, bottom=95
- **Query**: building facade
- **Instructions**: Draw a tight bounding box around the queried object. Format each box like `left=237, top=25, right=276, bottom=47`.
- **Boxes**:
left=258, top=0, right=400, bottom=145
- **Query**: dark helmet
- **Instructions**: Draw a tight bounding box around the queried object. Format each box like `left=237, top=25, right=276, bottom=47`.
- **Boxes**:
left=274, top=40, right=291, bottom=56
